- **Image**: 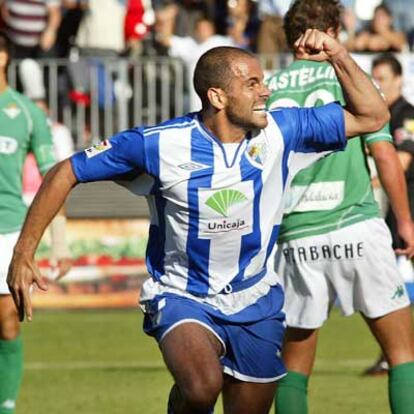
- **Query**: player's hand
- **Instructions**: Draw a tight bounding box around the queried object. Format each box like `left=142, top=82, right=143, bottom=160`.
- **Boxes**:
left=294, top=28, right=346, bottom=62
left=52, top=257, right=73, bottom=280
left=395, top=220, right=414, bottom=259
left=6, top=251, right=48, bottom=322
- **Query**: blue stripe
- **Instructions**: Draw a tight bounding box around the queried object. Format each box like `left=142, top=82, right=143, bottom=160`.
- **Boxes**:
left=186, top=129, right=214, bottom=296
left=272, top=112, right=291, bottom=188
left=233, top=153, right=263, bottom=284
left=144, top=133, right=166, bottom=280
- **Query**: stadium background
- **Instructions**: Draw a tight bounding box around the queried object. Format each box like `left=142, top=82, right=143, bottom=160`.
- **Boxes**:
left=5, top=0, right=414, bottom=412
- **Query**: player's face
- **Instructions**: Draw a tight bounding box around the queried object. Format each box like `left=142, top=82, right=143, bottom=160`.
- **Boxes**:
left=372, top=63, right=402, bottom=103
left=224, top=57, right=270, bottom=130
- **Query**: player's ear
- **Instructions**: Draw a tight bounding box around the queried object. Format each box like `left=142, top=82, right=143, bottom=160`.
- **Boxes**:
left=207, top=87, right=227, bottom=110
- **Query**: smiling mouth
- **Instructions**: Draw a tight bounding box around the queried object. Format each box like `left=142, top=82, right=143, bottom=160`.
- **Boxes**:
left=253, top=107, right=267, bottom=113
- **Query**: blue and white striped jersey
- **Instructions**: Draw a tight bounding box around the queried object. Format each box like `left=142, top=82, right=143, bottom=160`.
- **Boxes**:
left=71, top=103, right=345, bottom=301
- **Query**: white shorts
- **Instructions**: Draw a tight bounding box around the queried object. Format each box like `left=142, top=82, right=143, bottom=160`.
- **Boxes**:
left=275, top=218, right=410, bottom=329
left=0, top=232, right=19, bottom=294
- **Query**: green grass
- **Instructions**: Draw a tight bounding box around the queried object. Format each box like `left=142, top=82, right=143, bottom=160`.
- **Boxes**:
left=18, top=308, right=389, bottom=414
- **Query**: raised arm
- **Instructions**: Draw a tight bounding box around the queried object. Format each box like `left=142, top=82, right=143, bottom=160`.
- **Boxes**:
left=7, top=159, right=77, bottom=321
left=294, top=29, right=390, bottom=137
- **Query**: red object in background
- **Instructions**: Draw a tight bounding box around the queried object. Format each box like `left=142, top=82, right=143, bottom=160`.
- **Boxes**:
left=69, top=90, right=91, bottom=106
left=124, top=0, right=148, bottom=41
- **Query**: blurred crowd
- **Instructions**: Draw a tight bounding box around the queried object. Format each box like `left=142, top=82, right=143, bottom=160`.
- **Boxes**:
left=1, top=0, right=414, bottom=141
left=0, top=0, right=414, bottom=64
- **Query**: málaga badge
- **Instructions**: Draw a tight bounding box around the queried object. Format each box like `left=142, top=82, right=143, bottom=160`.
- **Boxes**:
left=247, top=141, right=267, bottom=167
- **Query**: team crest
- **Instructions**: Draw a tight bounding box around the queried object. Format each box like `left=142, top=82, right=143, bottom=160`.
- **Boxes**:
left=2, top=103, right=21, bottom=119
left=85, top=140, right=112, bottom=158
left=247, top=141, right=267, bottom=166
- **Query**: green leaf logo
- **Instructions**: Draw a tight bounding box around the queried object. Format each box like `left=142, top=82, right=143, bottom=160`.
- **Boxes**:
left=205, top=189, right=247, bottom=217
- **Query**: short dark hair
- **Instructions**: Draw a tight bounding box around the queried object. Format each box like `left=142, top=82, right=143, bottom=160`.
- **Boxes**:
left=284, top=0, right=343, bottom=50
left=193, top=46, right=256, bottom=108
left=372, top=53, right=402, bottom=76
left=374, top=4, right=392, bottom=17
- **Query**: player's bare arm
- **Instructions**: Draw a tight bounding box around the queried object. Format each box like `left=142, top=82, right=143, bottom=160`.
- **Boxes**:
left=294, top=28, right=390, bottom=137
left=7, top=159, right=77, bottom=321
left=370, top=141, right=414, bottom=258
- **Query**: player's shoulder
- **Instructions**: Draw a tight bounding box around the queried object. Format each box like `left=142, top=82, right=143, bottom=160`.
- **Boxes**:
left=142, top=113, right=197, bottom=137
left=7, top=88, right=45, bottom=117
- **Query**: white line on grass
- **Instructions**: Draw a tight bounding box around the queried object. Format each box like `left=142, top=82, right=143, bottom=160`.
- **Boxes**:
left=25, top=358, right=374, bottom=371
left=26, top=361, right=166, bottom=370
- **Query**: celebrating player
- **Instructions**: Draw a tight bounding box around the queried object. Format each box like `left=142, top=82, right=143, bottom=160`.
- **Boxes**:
left=7, top=31, right=388, bottom=413
left=266, top=1, right=414, bottom=413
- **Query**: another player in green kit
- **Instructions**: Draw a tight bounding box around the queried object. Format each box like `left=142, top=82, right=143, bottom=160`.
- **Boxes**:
left=0, top=33, right=70, bottom=414
left=267, top=1, right=414, bottom=414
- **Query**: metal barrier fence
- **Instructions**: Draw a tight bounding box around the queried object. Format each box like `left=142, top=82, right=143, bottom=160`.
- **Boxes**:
left=8, top=56, right=190, bottom=149
left=8, top=53, right=414, bottom=152
left=7, top=54, right=289, bottom=150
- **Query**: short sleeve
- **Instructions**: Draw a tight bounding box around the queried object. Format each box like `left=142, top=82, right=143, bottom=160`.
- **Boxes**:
left=29, top=104, right=56, bottom=175
left=363, top=123, right=392, bottom=145
left=271, top=102, right=346, bottom=154
left=70, top=128, right=147, bottom=183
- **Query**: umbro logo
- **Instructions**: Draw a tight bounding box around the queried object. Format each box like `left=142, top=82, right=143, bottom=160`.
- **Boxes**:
left=178, top=162, right=210, bottom=171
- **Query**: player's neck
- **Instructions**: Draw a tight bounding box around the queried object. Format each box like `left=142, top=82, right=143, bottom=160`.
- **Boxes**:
left=200, top=110, right=248, bottom=144
left=387, top=92, right=401, bottom=107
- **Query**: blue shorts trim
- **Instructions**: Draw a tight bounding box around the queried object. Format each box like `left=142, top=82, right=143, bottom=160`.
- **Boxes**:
left=142, top=284, right=286, bottom=382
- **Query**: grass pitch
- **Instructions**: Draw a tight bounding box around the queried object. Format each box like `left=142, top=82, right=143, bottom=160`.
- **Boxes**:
left=18, top=308, right=389, bottom=413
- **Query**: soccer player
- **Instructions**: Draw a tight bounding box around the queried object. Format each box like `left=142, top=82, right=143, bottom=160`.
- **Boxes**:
left=7, top=31, right=388, bottom=413
left=0, top=33, right=71, bottom=414
left=266, top=1, right=414, bottom=413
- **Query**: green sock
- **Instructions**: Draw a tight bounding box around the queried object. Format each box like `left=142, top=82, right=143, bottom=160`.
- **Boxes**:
left=389, top=361, right=414, bottom=414
left=275, top=371, right=309, bottom=414
left=0, top=336, right=23, bottom=414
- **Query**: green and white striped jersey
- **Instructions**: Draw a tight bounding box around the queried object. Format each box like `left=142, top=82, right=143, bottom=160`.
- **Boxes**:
left=0, top=87, right=55, bottom=234
left=266, top=59, right=392, bottom=242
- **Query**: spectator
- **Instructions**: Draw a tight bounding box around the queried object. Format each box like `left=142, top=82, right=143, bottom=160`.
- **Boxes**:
left=124, top=0, right=154, bottom=58
left=172, top=0, right=214, bottom=37
left=226, top=0, right=252, bottom=49
left=75, top=0, right=125, bottom=54
left=1, top=0, right=61, bottom=58
left=55, top=0, right=89, bottom=58
left=383, top=0, right=414, bottom=34
left=256, top=0, right=290, bottom=55
left=156, top=12, right=235, bottom=111
left=347, top=4, right=407, bottom=52
left=383, top=0, right=414, bottom=50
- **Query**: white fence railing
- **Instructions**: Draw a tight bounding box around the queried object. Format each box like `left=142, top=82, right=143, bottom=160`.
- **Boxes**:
left=8, top=53, right=414, bottom=150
